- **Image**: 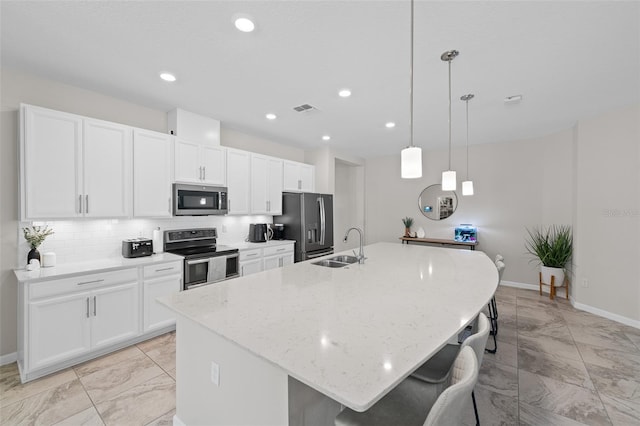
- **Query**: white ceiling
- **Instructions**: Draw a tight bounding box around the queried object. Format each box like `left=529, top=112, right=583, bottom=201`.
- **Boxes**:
left=2, top=1, right=639, bottom=158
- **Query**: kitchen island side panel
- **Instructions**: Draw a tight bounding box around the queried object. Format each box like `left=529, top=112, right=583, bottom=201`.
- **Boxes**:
left=175, top=315, right=289, bottom=426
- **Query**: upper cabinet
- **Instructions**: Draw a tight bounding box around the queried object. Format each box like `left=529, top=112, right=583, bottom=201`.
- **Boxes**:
left=250, top=154, right=283, bottom=215
left=283, top=160, right=315, bottom=192
left=133, top=129, right=172, bottom=217
left=20, top=105, right=132, bottom=220
left=174, top=139, right=226, bottom=186
left=226, top=148, right=251, bottom=215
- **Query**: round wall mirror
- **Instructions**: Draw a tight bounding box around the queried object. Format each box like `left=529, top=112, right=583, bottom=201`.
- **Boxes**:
left=418, top=184, right=458, bottom=220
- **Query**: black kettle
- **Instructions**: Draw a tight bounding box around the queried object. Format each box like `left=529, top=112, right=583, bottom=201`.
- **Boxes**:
left=248, top=223, right=272, bottom=242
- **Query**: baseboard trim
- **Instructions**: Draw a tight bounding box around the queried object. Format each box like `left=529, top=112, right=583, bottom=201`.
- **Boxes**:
left=500, top=280, right=538, bottom=291
left=570, top=297, right=640, bottom=330
left=0, top=352, right=17, bottom=366
left=501, top=280, right=640, bottom=330
left=173, top=414, right=186, bottom=426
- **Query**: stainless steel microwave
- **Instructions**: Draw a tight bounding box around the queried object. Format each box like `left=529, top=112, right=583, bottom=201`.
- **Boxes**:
left=173, top=183, right=228, bottom=216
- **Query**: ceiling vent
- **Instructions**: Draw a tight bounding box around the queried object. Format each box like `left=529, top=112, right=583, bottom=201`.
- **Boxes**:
left=293, top=103, right=319, bottom=113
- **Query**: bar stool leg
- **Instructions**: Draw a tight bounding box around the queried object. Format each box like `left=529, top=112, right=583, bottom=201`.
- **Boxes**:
left=472, top=390, right=480, bottom=426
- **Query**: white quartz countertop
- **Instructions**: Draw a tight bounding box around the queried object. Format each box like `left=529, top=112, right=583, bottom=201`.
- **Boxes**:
left=14, top=252, right=183, bottom=283
left=159, top=242, right=498, bottom=411
left=229, top=239, right=295, bottom=250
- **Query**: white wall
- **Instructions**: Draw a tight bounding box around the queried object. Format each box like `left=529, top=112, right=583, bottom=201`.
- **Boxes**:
left=365, top=131, right=574, bottom=288
left=334, top=160, right=365, bottom=253
left=573, top=105, right=640, bottom=322
left=0, top=68, right=307, bottom=358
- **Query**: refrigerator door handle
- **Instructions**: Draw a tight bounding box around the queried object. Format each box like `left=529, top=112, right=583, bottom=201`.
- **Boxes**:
left=318, top=197, right=326, bottom=245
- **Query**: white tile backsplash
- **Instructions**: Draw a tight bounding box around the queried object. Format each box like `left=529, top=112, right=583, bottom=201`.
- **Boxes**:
left=16, top=215, right=273, bottom=267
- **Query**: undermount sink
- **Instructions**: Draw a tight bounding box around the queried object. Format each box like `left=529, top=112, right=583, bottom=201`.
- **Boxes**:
left=312, top=260, right=349, bottom=268
left=329, top=255, right=359, bottom=264
left=312, top=255, right=359, bottom=268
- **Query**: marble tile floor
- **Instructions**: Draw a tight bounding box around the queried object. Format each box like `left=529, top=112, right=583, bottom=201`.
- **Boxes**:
left=1, top=287, right=639, bottom=425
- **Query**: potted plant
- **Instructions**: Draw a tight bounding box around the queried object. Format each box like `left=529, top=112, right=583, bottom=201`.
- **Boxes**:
left=402, top=217, right=414, bottom=237
left=525, top=225, right=572, bottom=289
left=22, top=225, right=54, bottom=265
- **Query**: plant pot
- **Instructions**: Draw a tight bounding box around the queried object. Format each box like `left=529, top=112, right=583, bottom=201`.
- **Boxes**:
left=541, top=266, right=565, bottom=292
left=404, top=228, right=411, bottom=237
left=27, top=247, right=41, bottom=266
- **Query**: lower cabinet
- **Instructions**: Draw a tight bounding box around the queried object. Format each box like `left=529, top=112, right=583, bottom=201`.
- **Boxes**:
left=18, top=259, right=182, bottom=383
left=239, top=243, right=295, bottom=276
left=142, top=262, right=182, bottom=332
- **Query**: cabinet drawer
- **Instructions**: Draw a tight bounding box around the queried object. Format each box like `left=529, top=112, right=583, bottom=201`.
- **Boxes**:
left=263, top=244, right=294, bottom=257
left=239, top=248, right=262, bottom=261
left=29, top=268, right=138, bottom=300
left=143, top=261, right=182, bottom=279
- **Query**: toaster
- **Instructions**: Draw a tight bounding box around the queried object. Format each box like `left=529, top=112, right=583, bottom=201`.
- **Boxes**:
left=122, top=238, right=153, bottom=258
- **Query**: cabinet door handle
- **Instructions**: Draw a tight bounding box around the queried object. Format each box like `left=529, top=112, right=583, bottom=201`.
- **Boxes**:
left=77, top=279, right=105, bottom=286
left=93, top=296, right=97, bottom=316
left=86, top=297, right=90, bottom=318
left=246, top=253, right=257, bottom=257
left=298, top=179, right=301, bottom=190
left=85, top=195, right=89, bottom=214
left=241, top=265, right=244, bottom=276
left=155, top=267, right=174, bottom=272
left=203, top=167, right=206, bottom=180
left=79, top=195, right=83, bottom=214
left=277, top=248, right=285, bottom=252
left=168, top=197, right=171, bottom=214
left=279, top=258, right=283, bottom=267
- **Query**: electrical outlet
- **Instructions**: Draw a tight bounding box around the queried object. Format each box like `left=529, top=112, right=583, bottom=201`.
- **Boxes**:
left=211, top=361, right=220, bottom=386
left=581, top=278, right=589, bottom=288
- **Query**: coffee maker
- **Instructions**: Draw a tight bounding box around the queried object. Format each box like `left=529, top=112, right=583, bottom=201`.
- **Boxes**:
left=271, top=223, right=285, bottom=240
left=248, top=223, right=271, bottom=242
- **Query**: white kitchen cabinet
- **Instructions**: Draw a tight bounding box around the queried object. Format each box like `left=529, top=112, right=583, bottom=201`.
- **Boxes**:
left=133, top=129, right=172, bottom=217
left=240, top=259, right=263, bottom=276
left=90, top=282, right=140, bottom=349
left=20, top=105, right=132, bottom=220
left=83, top=118, right=132, bottom=218
left=21, top=105, right=82, bottom=219
left=226, top=148, right=251, bottom=215
left=17, top=258, right=182, bottom=383
left=263, top=244, right=295, bottom=271
left=283, top=160, right=315, bottom=192
left=142, top=261, right=182, bottom=332
left=28, top=292, right=91, bottom=370
left=26, top=270, right=139, bottom=372
left=250, top=154, right=283, bottom=215
left=174, top=138, right=226, bottom=185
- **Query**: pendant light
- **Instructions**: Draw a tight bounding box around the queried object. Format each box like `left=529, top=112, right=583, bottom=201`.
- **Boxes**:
left=461, top=93, right=474, bottom=196
left=441, top=50, right=458, bottom=190
left=401, top=0, right=422, bottom=179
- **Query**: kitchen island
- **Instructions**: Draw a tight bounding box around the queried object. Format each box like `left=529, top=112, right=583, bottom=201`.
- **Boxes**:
left=159, top=242, right=498, bottom=426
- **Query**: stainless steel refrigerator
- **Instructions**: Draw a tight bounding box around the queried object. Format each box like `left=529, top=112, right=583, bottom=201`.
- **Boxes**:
left=274, top=192, right=334, bottom=262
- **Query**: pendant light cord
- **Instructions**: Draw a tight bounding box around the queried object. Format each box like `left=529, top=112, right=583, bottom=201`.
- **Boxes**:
left=465, top=98, right=469, bottom=179
left=409, top=0, right=414, bottom=148
left=447, top=58, right=452, bottom=170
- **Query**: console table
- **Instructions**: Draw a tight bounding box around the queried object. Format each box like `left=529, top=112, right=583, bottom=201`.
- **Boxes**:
left=399, top=236, right=477, bottom=251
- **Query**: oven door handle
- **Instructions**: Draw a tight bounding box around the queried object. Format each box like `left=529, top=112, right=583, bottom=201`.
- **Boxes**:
left=186, top=258, right=211, bottom=265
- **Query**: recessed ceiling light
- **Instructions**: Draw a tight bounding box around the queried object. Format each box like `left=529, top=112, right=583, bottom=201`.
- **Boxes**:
left=385, top=122, right=396, bottom=128
left=504, top=94, right=523, bottom=103
left=234, top=17, right=255, bottom=32
left=322, top=135, right=331, bottom=141
left=265, top=113, right=277, bottom=120
left=159, top=72, right=176, bottom=82
left=338, top=89, right=351, bottom=98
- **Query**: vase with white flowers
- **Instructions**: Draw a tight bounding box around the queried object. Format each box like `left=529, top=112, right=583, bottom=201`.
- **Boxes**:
left=22, top=225, right=54, bottom=265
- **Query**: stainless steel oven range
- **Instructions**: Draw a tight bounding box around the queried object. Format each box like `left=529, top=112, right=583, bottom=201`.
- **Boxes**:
left=163, top=228, right=239, bottom=290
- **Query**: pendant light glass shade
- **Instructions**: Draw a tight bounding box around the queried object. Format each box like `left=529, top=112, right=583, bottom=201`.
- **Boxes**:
left=461, top=93, right=474, bottom=196
left=441, top=50, right=458, bottom=190
left=462, top=180, right=474, bottom=195
left=401, top=146, right=422, bottom=178
left=442, top=170, right=457, bottom=191
left=400, top=0, right=422, bottom=179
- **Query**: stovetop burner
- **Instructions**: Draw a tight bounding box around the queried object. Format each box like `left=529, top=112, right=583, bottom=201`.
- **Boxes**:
left=167, top=245, right=238, bottom=258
